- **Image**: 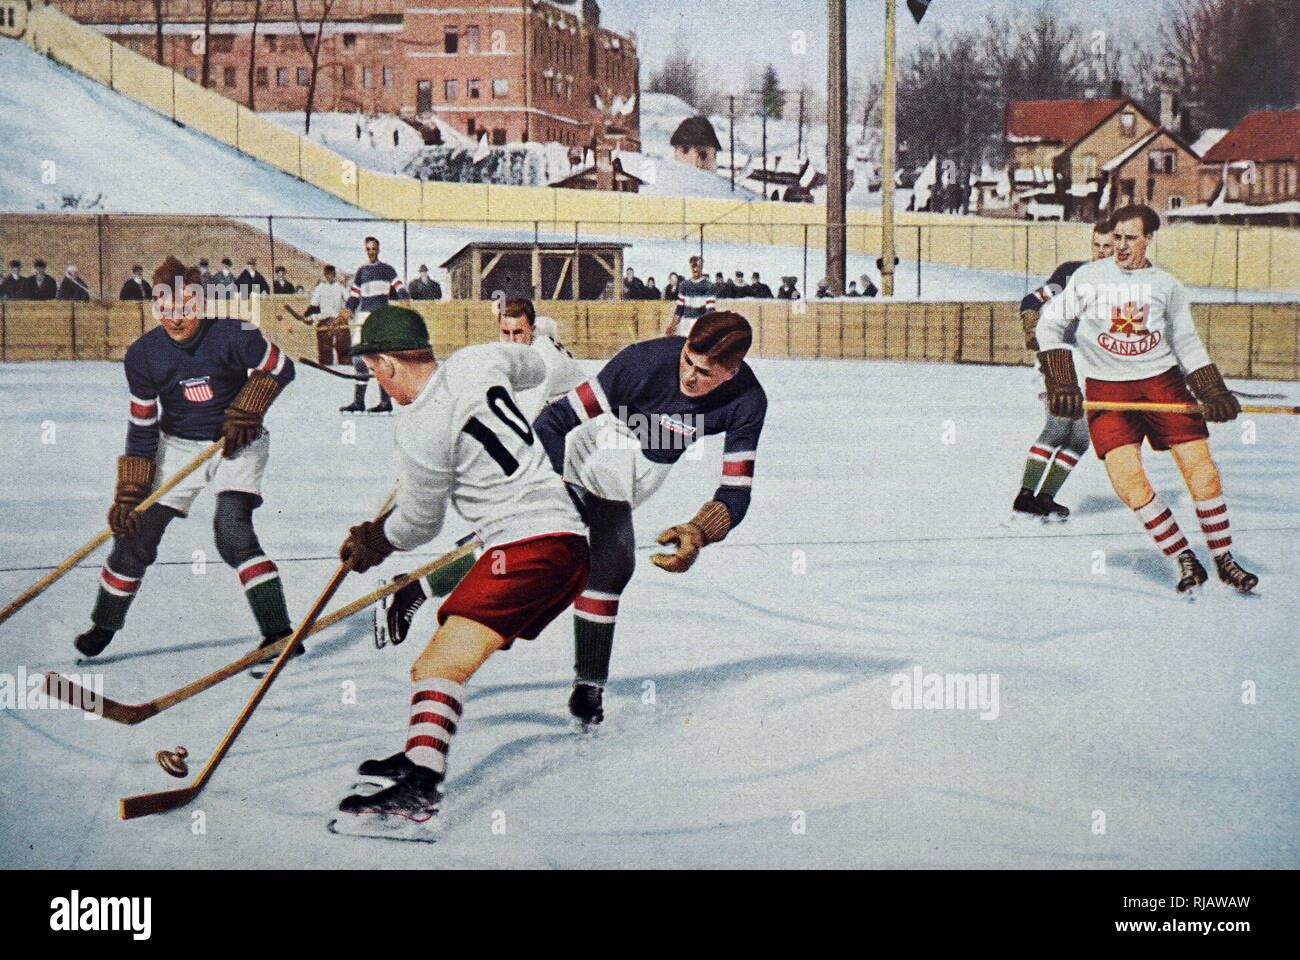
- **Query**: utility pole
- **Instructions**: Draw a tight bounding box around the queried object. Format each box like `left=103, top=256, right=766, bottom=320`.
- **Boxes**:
left=881, top=0, right=897, bottom=296
left=729, top=95, right=736, bottom=193
left=761, top=108, right=768, bottom=200
left=797, top=89, right=806, bottom=160
left=826, top=0, right=847, bottom=295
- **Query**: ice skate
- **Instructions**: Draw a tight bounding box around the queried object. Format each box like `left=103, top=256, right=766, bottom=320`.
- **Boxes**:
left=1214, top=552, right=1258, bottom=594
left=329, top=766, right=443, bottom=841
left=377, top=577, right=427, bottom=648
left=568, top=680, right=604, bottom=729
left=1011, top=488, right=1045, bottom=519
left=357, top=751, right=416, bottom=782
left=249, top=629, right=303, bottom=679
left=1175, top=549, right=1208, bottom=595
left=1035, top=491, right=1070, bottom=522
left=73, top=625, right=115, bottom=658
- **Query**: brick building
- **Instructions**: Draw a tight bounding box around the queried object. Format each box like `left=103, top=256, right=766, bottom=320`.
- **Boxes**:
left=1199, top=109, right=1300, bottom=206
left=54, top=0, right=640, bottom=151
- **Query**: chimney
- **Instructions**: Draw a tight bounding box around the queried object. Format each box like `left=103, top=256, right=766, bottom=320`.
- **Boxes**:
left=1109, top=79, right=1123, bottom=99
left=1159, top=89, right=1176, bottom=129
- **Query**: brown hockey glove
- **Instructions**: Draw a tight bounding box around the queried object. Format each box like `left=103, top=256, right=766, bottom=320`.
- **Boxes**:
left=1038, top=348, right=1083, bottom=420
left=221, top=369, right=282, bottom=458
left=107, top=455, right=155, bottom=537
left=1020, top=309, right=1041, bottom=351
left=1185, top=364, right=1239, bottom=423
left=651, top=501, right=731, bottom=574
left=339, top=514, right=396, bottom=573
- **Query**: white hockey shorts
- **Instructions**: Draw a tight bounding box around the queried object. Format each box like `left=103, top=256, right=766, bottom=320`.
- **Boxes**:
left=563, top=414, right=672, bottom=508
left=151, top=430, right=271, bottom=515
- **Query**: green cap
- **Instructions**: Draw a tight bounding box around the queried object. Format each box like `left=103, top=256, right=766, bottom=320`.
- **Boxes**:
left=349, top=305, right=431, bottom=357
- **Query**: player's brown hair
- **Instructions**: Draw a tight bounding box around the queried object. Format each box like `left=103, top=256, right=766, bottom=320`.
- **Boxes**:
left=687, top=311, right=752, bottom=369
left=502, top=298, right=535, bottom=326
left=1111, top=204, right=1160, bottom=235
left=1092, top=213, right=1115, bottom=234
left=385, top=348, right=436, bottom=364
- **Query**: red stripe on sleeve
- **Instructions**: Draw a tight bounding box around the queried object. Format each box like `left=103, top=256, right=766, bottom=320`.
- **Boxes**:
left=575, top=381, right=603, bottom=419
left=722, top=460, right=755, bottom=477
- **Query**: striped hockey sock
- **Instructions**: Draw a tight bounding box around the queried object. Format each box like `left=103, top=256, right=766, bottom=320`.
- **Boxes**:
left=405, top=677, right=463, bottom=775
left=237, top=555, right=291, bottom=637
left=1038, top=449, right=1081, bottom=499
left=574, top=590, right=619, bottom=684
left=90, top=564, right=142, bottom=631
left=1135, top=495, right=1190, bottom=558
left=1019, top=444, right=1054, bottom=493
left=1194, top=496, right=1233, bottom=558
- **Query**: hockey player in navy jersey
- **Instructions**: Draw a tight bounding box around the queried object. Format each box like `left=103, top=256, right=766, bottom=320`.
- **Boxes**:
left=339, top=236, right=409, bottom=413
left=667, top=256, right=717, bottom=337
left=1012, top=215, right=1114, bottom=520
left=534, top=311, right=767, bottom=725
left=73, top=258, right=297, bottom=659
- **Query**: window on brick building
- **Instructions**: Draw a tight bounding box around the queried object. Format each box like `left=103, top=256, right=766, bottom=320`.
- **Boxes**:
left=468, top=118, right=478, bottom=137
left=363, top=67, right=374, bottom=88
left=224, top=66, right=236, bottom=87
left=256, top=67, right=268, bottom=87
left=297, top=67, right=309, bottom=85
left=1119, top=111, right=1135, bottom=136
left=445, top=79, right=457, bottom=99
left=184, top=67, right=196, bottom=82
left=342, top=66, right=352, bottom=87
left=492, top=128, right=506, bottom=145
left=467, top=26, right=479, bottom=54
left=277, top=67, right=289, bottom=86
left=266, top=35, right=277, bottom=52
left=211, top=34, right=234, bottom=54
left=1148, top=149, right=1176, bottom=175
left=445, top=27, right=459, bottom=54
left=344, top=33, right=356, bottom=49
left=383, top=66, right=394, bottom=87
left=469, top=78, right=481, bottom=99
left=493, top=78, right=508, bottom=97
left=1169, top=196, right=1183, bottom=209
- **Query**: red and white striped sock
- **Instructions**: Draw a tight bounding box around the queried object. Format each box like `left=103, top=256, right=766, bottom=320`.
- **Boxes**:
left=1135, top=495, right=1189, bottom=557
left=1194, top=496, right=1233, bottom=558
left=405, top=677, right=463, bottom=776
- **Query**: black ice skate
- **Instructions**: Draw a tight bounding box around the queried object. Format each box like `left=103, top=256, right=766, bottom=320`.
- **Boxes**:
left=379, top=577, right=427, bottom=648
left=74, top=625, right=115, bottom=658
left=338, top=400, right=365, bottom=413
left=249, top=629, right=303, bottom=679
left=1012, top=488, right=1045, bottom=518
left=329, top=766, right=443, bottom=841
left=568, top=680, right=604, bottom=727
left=1035, top=491, right=1070, bottom=522
left=1214, top=552, right=1258, bottom=594
left=367, top=401, right=393, bottom=414
left=357, top=751, right=416, bottom=782
left=1175, top=549, right=1208, bottom=594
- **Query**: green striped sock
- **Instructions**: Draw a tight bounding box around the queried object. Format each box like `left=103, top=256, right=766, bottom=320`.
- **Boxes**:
left=245, top=578, right=291, bottom=637
left=1020, top=456, right=1048, bottom=493
left=1038, top=451, right=1080, bottom=499
left=574, top=616, right=616, bottom=684
left=90, top=587, right=134, bottom=632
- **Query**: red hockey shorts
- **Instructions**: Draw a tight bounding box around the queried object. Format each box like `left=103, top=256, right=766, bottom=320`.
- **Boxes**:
left=1086, top=365, right=1209, bottom=460
left=437, top=533, right=590, bottom=649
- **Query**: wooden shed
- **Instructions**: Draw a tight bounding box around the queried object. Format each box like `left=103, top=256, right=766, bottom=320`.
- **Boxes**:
left=440, top=241, right=631, bottom=301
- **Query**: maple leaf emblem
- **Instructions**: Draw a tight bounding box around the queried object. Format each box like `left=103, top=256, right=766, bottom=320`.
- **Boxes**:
left=1109, top=302, right=1149, bottom=336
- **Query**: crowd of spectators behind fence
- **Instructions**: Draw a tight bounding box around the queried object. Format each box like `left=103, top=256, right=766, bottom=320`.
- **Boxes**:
left=615, top=266, right=880, bottom=302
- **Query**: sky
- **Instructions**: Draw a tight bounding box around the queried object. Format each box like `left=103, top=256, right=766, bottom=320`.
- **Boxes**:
left=599, top=0, right=1172, bottom=96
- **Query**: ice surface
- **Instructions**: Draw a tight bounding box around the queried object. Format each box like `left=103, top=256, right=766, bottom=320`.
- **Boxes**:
left=0, top=357, right=1295, bottom=868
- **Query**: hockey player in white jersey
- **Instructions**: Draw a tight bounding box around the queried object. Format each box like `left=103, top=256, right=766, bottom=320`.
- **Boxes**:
left=329, top=306, right=589, bottom=836
left=374, top=297, right=588, bottom=649
left=1036, top=204, right=1256, bottom=594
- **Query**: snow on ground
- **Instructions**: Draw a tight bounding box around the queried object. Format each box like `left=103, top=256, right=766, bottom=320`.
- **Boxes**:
left=0, top=38, right=1291, bottom=305
left=0, top=358, right=1296, bottom=868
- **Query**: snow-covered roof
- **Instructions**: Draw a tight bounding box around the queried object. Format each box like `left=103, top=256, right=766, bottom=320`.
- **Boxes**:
left=1102, top=129, right=1162, bottom=172
left=1192, top=129, right=1229, bottom=157
left=1169, top=199, right=1300, bottom=218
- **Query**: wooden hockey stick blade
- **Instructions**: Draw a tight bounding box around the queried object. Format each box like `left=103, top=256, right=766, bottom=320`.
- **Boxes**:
left=43, top=536, right=481, bottom=725
left=119, top=786, right=199, bottom=820
left=0, top=440, right=223, bottom=629
left=298, top=356, right=367, bottom=381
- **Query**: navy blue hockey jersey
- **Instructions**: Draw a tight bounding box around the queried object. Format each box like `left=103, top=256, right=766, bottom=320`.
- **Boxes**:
left=533, top=336, right=766, bottom=527
left=1022, top=260, right=1086, bottom=345
left=123, top=318, right=295, bottom=459
left=346, top=261, right=408, bottom=314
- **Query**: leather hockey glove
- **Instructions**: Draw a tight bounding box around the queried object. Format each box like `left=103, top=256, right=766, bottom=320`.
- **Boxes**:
left=221, top=369, right=282, bottom=458
left=1038, top=348, right=1084, bottom=420
left=340, top=514, right=396, bottom=573
left=1020, top=309, right=1041, bottom=351
left=107, top=455, right=155, bottom=537
left=1185, top=364, right=1239, bottom=423
left=651, top=501, right=731, bottom=574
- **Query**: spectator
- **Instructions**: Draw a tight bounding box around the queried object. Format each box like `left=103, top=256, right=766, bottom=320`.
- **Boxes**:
left=749, top=272, right=773, bottom=298
left=197, top=258, right=211, bottom=286
left=846, top=281, right=860, bottom=297
left=643, top=276, right=661, bottom=300
left=623, top=267, right=647, bottom=300
left=718, top=271, right=741, bottom=299
left=26, top=260, right=57, bottom=300
left=209, top=257, right=239, bottom=299
left=816, top=279, right=831, bottom=299
left=119, top=264, right=152, bottom=301
left=777, top=276, right=800, bottom=300
left=408, top=264, right=442, bottom=300
left=302, top=264, right=351, bottom=366
left=662, top=272, right=680, bottom=301
left=858, top=273, right=879, bottom=297
left=712, top=272, right=727, bottom=297
left=272, top=266, right=295, bottom=295
left=0, top=260, right=25, bottom=299
left=237, top=258, right=270, bottom=295
left=58, top=265, right=92, bottom=301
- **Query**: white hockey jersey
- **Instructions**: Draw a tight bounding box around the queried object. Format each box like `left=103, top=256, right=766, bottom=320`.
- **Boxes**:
left=385, top=342, right=585, bottom=552
left=1036, top=257, right=1212, bottom=382
left=515, top=329, right=587, bottom=421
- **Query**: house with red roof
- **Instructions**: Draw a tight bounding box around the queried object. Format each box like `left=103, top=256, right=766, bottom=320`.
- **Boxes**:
left=1198, top=110, right=1300, bottom=207
left=1005, top=95, right=1160, bottom=220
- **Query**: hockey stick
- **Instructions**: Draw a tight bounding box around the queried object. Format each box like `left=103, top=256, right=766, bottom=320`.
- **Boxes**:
left=43, top=535, right=480, bottom=725
left=117, top=489, right=396, bottom=820
left=297, top=356, right=367, bottom=381
left=1083, top=401, right=1300, bottom=415
left=0, top=440, right=224, bottom=629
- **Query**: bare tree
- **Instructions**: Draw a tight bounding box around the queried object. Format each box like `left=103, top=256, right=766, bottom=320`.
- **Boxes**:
left=292, top=0, right=338, bottom=135
left=151, top=0, right=165, bottom=64
left=648, top=50, right=703, bottom=109
left=200, top=0, right=215, bottom=88
left=247, top=0, right=263, bottom=110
